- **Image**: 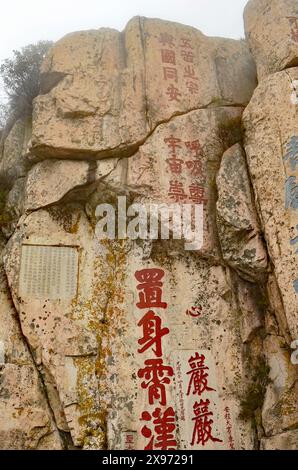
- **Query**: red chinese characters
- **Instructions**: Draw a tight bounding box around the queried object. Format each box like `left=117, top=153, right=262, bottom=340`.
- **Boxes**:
left=180, top=37, right=199, bottom=95
left=224, top=406, right=235, bottom=450
left=181, top=49, right=194, bottom=63
left=138, top=358, right=174, bottom=406
left=141, top=407, right=177, bottom=450
left=164, top=136, right=184, bottom=174
left=138, top=310, right=169, bottom=357
left=168, top=180, right=187, bottom=202
left=184, top=352, right=223, bottom=448
left=166, top=156, right=184, bottom=175
left=158, top=32, right=199, bottom=102
left=163, top=66, right=178, bottom=82
left=164, top=135, right=182, bottom=155
left=187, top=353, right=215, bottom=396
left=135, top=268, right=167, bottom=309
left=166, top=84, right=182, bottom=102
left=163, top=134, right=207, bottom=205
left=189, top=183, right=207, bottom=204
left=158, top=33, right=181, bottom=100
left=180, top=37, right=193, bottom=49
left=287, top=16, right=298, bottom=43
left=185, top=140, right=205, bottom=179
left=191, top=399, right=223, bottom=446
left=159, top=32, right=175, bottom=48
left=186, top=81, right=199, bottom=94
left=161, top=49, right=176, bottom=65
left=185, top=160, right=203, bottom=177
left=185, top=139, right=202, bottom=156
left=135, top=268, right=177, bottom=449
left=123, top=433, right=135, bottom=450
left=186, top=306, right=202, bottom=317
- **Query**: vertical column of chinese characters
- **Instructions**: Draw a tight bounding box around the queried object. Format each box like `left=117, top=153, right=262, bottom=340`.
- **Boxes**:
left=124, top=432, right=136, bottom=450
left=185, top=139, right=207, bottom=206
left=134, top=268, right=178, bottom=450
left=179, top=37, right=199, bottom=95
left=165, top=135, right=187, bottom=203
left=165, top=135, right=207, bottom=206
left=284, top=135, right=298, bottom=293
left=186, top=353, right=223, bottom=447
left=224, top=407, right=235, bottom=450
left=159, top=33, right=181, bottom=103
left=287, top=16, right=298, bottom=42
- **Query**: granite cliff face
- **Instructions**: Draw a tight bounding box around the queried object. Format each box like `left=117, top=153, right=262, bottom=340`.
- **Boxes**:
left=0, top=0, right=297, bottom=450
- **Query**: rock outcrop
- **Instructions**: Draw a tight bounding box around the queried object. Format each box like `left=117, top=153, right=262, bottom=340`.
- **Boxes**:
left=244, top=0, right=298, bottom=80
left=0, top=0, right=297, bottom=450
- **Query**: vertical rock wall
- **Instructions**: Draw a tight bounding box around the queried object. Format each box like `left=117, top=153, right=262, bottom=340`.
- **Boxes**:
left=0, top=1, right=297, bottom=450
left=243, top=0, right=298, bottom=450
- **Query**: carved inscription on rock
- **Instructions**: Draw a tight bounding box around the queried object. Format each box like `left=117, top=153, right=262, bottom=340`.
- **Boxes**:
left=19, top=245, right=79, bottom=299
left=174, top=349, right=227, bottom=450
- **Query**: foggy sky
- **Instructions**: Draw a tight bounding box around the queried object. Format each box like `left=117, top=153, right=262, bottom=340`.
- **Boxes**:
left=0, top=0, right=248, bottom=99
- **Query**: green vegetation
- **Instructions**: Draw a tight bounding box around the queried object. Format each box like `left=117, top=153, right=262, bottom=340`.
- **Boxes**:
left=0, top=41, right=52, bottom=128
left=240, top=356, right=271, bottom=420
left=0, top=189, right=12, bottom=227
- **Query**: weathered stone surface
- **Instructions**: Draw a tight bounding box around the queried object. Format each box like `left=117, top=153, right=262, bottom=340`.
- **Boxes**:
left=138, top=18, right=256, bottom=126
left=0, top=119, right=31, bottom=188
left=101, top=245, right=255, bottom=450
left=216, top=143, right=268, bottom=281
left=126, top=107, right=243, bottom=258
left=244, top=0, right=298, bottom=80
left=243, top=67, right=298, bottom=340
left=261, top=429, right=298, bottom=449
left=236, top=279, right=264, bottom=343
left=30, top=18, right=256, bottom=160
left=2, top=102, right=259, bottom=449
left=3, top=209, right=256, bottom=449
left=25, top=160, right=91, bottom=211
left=0, top=364, right=62, bottom=450
left=3, top=207, right=103, bottom=447
left=0, top=240, right=63, bottom=450
left=262, top=323, right=298, bottom=436
left=0, top=5, right=297, bottom=451
left=31, top=26, right=149, bottom=159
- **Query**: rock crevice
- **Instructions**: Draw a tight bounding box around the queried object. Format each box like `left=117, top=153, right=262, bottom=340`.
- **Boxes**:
left=0, top=1, right=297, bottom=450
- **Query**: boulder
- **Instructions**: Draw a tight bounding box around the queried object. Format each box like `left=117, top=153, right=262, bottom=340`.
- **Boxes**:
left=244, top=0, right=298, bottom=80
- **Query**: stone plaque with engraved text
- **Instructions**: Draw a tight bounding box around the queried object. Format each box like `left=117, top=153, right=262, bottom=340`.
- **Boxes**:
left=19, top=245, right=78, bottom=299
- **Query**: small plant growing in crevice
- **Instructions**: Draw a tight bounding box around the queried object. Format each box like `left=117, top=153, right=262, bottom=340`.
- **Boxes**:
left=239, top=356, right=272, bottom=420
left=0, top=40, right=53, bottom=140
left=217, top=115, right=243, bottom=150
left=0, top=189, right=13, bottom=228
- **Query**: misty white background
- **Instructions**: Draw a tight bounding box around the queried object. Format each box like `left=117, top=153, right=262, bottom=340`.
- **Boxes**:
left=0, top=0, right=248, bottom=100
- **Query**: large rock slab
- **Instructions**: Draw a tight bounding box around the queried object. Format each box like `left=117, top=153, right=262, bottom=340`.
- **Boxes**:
left=25, top=160, right=91, bottom=211
left=244, top=0, right=298, bottom=80
left=31, top=18, right=256, bottom=160
left=261, top=429, right=298, bottom=449
left=3, top=100, right=261, bottom=449
left=0, top=364, right=63, bottom=449
left=216, top=143, right=268, bottom=281
left=243, top=67, right=298, bottom=339
left=0, top=239, right=63, bottom=449
left=0, top=119, right=31, bottom=188
left=3, top=207, right=104, bottom=447
left=261, top=319, right=298, bottom=437
left=1, top=10, right=296, bottom=451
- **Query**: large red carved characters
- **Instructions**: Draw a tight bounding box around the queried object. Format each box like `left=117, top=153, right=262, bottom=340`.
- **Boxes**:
left=186, top=353, right=215, bottom=397
left=191, top=399, right=223, bottom=447
left=134, top=268, right=177, bottom=450
left=137, top=310, right=169, bottom=357
left=135, top=268, right=168, bottom=309
left=138, top=359, right=174, bottom=406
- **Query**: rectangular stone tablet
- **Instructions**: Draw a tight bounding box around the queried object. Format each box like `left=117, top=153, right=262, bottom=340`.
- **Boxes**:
left=19, top=245, right=78, bottom=299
